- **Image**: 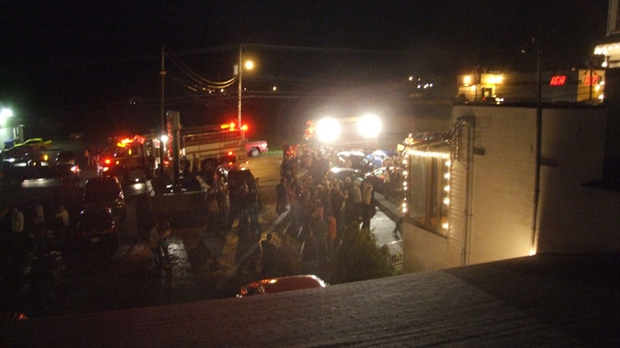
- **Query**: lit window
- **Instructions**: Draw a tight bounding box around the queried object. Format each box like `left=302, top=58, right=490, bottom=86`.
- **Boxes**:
left=406, top=147, right=450, bottom=236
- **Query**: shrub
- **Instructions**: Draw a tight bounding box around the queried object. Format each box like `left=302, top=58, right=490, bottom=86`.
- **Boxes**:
left=330, top=221, right=394, bottom=284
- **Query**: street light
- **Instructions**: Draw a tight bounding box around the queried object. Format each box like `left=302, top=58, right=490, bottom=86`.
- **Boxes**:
left=237, top=45, right=254, bottom=141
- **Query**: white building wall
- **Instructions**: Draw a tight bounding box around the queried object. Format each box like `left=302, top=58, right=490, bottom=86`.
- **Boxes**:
left=402, top=105, right=615, bottom=274
left=467, top=107, right=536, bottom=263
left=537, top=108, right=620, bottom=253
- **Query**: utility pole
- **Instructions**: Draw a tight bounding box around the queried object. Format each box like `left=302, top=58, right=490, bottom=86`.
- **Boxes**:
left=159, top=44, right=166, bottom=191
left=237, top=43, right=245, bottom=142
left=531, top=30, right=543, bottom=255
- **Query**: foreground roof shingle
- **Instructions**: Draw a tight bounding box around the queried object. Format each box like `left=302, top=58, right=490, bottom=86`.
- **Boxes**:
left=3, top=253, right=619, bottom=347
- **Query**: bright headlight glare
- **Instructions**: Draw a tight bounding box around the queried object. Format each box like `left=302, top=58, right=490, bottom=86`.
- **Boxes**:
left=316, top=117, right=341, bottom=143
left=357, top=114, right=382, bottom=139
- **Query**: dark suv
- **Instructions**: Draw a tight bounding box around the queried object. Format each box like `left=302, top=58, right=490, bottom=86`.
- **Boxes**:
left=76, top=176, right=126, bottom=245
left=83, top=176, right=127, bottom=220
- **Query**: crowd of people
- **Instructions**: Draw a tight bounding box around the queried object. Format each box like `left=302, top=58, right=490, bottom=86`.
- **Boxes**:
left=235, top=143, right=381, bottom=279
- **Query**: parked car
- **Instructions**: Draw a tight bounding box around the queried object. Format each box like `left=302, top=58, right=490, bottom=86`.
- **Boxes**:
left=55, top=150, right=75, bottom=165
left=366, top=149, right=398, bottom=168
left=245, top=140, right=268, bottom=157
left=53, top=150, right=80, bottom=184
left=16, top=138, right=52, bottom=149
left=335, top=151, right=374, bottom=173
left=236, top=275, right=327, bottom=297
left=75, top=205, right=119, bottom=245
left=83, top=176, right=127, bottom=220
left=324, top=167, right=364, bottom=184
left=364, top=166, right=405, bottom=195
left=1, top=145, right=38, bottom=161
left=412, top=131, right=444, bottom=144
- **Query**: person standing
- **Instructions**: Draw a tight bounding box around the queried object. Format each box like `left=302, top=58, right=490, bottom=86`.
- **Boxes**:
left=215, top=184, right=230, bottom=229
left=300, top=231, right=317, bottom=274
left=54, top=205, right=70, bottom=231
left=276, top=178, right=288, bottom=214
left=32, top=202, right=48, bottom=257
left=325, top=212, right=337, bottom=259
left=11, top=207, right=25, bottom=257
left=350, top=180, right=362, bottom=222
left=84, top=148, right=91, bottom=167
left=159, top=221, right=172, bottom=267
left=361, top=180, right=374, bottom=229
left=275, top=234, right=301, bottom=276
left=237, top=182, right=250, bottom=228
left=149, top=221, right=163, bottom=268
left=309, top=209, right=328, bottom=266
left=192, top=154, right=200, bottom=174
left=282, top=141, right=289, bottom=160
left=260, top=233, right=277, bottom=278
left=205, top=189, right=220, bottom=230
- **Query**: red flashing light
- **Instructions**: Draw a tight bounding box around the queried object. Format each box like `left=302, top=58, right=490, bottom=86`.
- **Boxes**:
left=550, top=75, right=566, bottom=86
left=104, top=158, right=112, bottom=165
left=227, top=151, right=233, bottom=156
left=241, top=124, right=248, bottom=131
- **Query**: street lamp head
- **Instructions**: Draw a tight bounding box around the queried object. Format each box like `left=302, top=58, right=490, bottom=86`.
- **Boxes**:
left=1, top=107, right=14, bottom=119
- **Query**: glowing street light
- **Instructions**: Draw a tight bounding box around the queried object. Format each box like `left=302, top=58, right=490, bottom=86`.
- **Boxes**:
left=1, top=107, right=14, bottom=119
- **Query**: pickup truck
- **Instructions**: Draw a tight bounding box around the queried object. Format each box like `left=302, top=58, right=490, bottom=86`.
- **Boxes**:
left=245, top=140, right=268, bottom=157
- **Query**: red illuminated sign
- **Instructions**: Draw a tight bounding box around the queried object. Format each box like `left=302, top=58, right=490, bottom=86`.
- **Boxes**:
left=583, top=75, right=600, bottom=86
left=549, top=75, right=567, bottom=86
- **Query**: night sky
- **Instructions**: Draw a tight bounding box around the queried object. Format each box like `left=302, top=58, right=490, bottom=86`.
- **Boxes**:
left=0, top=0, right=609, bottom=143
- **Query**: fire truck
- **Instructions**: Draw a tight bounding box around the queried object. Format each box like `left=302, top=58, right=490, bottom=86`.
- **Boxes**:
left=98, top=122, right=247, bottom=185
left=180, top=123, right=248, bottom=170
left=97, top=134, right=157, bottom=183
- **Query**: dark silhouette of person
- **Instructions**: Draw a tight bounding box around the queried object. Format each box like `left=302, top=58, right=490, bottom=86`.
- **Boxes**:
left=261, top=233, right=277, bottom=278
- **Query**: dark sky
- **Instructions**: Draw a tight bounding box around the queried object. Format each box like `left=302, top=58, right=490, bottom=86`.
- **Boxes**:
left=0, top=0, right=610, bottom=141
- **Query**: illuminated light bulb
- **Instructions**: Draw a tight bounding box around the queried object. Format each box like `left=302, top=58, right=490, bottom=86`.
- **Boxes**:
left=444, top=173, right=450, bottom=179
left=442, top=222, right=449, bottom=230
left=445, top=160, right=451, bottom=166
left=443, top=198, right=450, bottom=205
left=444, top=185, right=450, bottom=192
left=402, top=159, right=407, bottom=165
left=403, top=170, right=408, bottom=176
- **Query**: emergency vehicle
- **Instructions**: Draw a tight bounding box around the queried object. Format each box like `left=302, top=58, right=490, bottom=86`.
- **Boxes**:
left=304, top=115, right=382, bottom=152
left=97, top=134, right=157, bottom=182
left=180, top=123, right=247, bottom=170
